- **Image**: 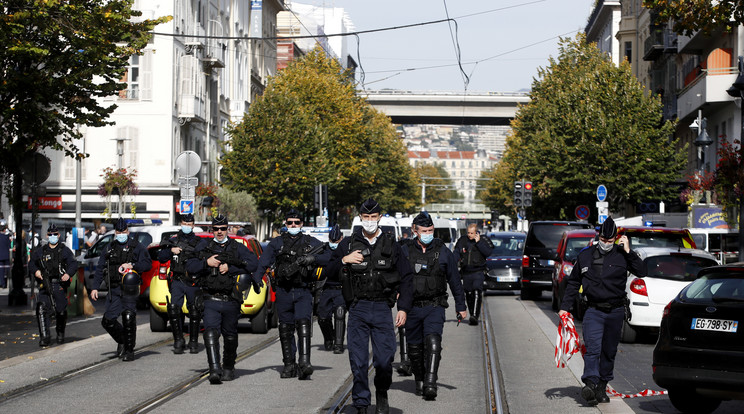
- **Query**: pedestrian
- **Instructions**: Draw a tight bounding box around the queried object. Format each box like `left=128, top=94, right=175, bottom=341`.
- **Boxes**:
left=335, top=198, right=413, bottom=414
left=0, top=220, right=10, bottom=289
left=90, top=218, right=152, bottom=361
left=316, top=224, right=347, bottom=354
left=28, top=224, right=78, bottom=346
left=187, top=214, right=259, bottom=384
left=87, top=224, right=106, bottom=249
left=158, top=214, right=203, bottom=354
left=253, top=209, right=331, bottom=380
left=400, top=212, right=467, bottom=400
left=395, top=224, right=417, bottom=377
left=559, top=217, right=646, bottom=405
left=453, top=223, right=493, bottom=325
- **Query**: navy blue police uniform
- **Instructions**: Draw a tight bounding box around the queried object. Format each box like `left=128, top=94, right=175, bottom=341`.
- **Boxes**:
left=186, top=215, right=258, bottom=384
left=92, top=218, right=152, bottom=361
left=253, top=209, right=331, bottom=380
left=0, top=221, right=10, bottom=289
left=28, top=224, right=78, bottom=346
left=401, top=213, right=466, bottom=400
left=316, top=225, right=347, bottom=354
left=560, top=217, right=646, bottom=405
left=453, top=232, right=493, bottom=324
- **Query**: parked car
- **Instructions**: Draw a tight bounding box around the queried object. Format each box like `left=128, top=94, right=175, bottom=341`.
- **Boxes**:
left=618, top=226, right=697, bottom=250
left=653, top=264, right=744, bottom=414
left=484, top=232, right=526, bottom=291
left=621, top=246, right=718, bottom=343
left=521, top=221, right=592, bottom=300
left=148, top=233, right=277, bottom=334
left=551, top=229, right=596, bottom=312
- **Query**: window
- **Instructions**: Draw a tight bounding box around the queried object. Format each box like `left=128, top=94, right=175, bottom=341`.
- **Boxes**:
left=625, top=42, right=632, bottom=64
left=120, top=50, right=153, bottom=100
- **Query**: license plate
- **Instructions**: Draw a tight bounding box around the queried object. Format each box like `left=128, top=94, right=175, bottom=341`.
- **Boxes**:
left=496, top=276, right=518, bottom=282
left=691, top=318, right=738, bottom=333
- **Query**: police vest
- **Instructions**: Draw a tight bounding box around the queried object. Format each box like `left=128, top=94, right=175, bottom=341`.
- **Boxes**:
left=347, top=233, right=400, bottom=301
left=168, top=233, right=201, bottom=280
left=106, top=239, right=138, bottom=288
left=40, top=245, right=63, bottom=281
left=275, top=233, right=311, bottom=285
left=459, top=239, right=488, bottom=268
left=408, top=239, right=448, bottom=300
left=201, top=239, right=240, bottom=294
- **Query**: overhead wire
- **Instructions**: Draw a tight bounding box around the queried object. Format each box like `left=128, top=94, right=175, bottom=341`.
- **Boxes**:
left=442, top=0, right=470, bottom=91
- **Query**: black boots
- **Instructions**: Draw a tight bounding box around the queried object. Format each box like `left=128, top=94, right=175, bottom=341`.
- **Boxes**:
left=279, top=323, right=297, bottom=378
left=423, top=334, right=442, bottom=400
left=375, top=390, right=389, bottom=414
left=101, top=316, right=124, bottom=358
left=318, top=317, right=334, bottom=351
left=296, top=319, right=314, bottom=380
left=596, top=380, right=610, bottom=403
left=581, top=380, right=599, bottom=406
left=469, top=290, right=482, bottom=325
left=396, top=327, right=412, bottom=376
left=55, top=311, right=67, bottom=344
left=121, top=310, right=137, bottom=361
left=333, top=307, right=346, bottom=354
left=409, top=342, right=424, bottom=396
left=204, top=329, right=222, bottom=384
left=36, top=302, right=51, bottom=347
left=221, top=334, right=238, bottom=381
left=168, top=303, right=185, bottom=354
left=465, top=291, right=475, bottom=317
left=188, top=305, right=201, bottom=354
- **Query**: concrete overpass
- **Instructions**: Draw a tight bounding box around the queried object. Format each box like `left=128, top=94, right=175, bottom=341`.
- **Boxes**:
left=362, top=90, right=530, bottom=125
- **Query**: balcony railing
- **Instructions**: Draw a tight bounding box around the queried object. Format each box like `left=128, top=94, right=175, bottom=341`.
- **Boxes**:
left=644, top=30, right=664, bottom=61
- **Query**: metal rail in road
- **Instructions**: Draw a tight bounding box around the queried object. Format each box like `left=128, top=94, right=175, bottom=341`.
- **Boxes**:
left=483, top=299, right=506, bottom=414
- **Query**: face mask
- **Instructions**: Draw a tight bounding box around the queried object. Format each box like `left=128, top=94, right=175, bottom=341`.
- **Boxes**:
left=361, top=220, right=378, bottom=234
left=181, top=225, right=193, bottom=234
left=48, top=235, right=59, bottom=245
left=419, top=233, right=434, bottom=245
left=214, top=236, right=228, bottom=244
left=287, top=227, right=302, bottom=236
left=329, top=242, right=339, bottom=250
left=116, top=234, right=128, bottom=244
left=598, top=240, right=614, bottom=253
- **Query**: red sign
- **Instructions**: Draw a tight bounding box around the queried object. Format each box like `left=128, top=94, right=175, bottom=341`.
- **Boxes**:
left=575, top=205, right=590, bottom=220
left=27, top=196, right=63, bottom=210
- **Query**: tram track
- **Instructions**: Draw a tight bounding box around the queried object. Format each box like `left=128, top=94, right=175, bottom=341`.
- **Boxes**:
left=482, top=298, right=506, bottom=414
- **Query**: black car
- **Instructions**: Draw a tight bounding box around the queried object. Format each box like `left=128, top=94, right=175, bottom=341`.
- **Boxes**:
left=520, top=221, right=592, bottom=300
left=484, top=232, right=526, bottom=291
left=653, top=264, right=744, bottom=414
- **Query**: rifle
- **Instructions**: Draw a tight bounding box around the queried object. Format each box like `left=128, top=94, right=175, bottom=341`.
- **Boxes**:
left=37, top=257, right=57, bottom=311
left=276, top=242, right=326, bottom=283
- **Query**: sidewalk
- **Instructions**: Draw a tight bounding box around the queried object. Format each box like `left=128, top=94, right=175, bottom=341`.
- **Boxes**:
left=0, top=287, right=36, bottom=316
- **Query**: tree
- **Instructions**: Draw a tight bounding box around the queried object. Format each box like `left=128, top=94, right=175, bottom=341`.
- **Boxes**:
left=222, top=47, right=417, bottom=215
left=480, top=34, right=686, bottom=220
left=217, top=187, right=259, bottom=225
left=644, top=1, right=744, bottom=36
left=415, top=164, right=457, bottom=204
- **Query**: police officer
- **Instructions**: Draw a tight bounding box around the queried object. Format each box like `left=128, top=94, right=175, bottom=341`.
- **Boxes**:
left=559, top=217, right=646, bottom=405
left=253, top=209, right=330, bottom=380
left=336, top=198, right=413, bottom=414
left=316, top=224, right=346, bottom=354
left=158, top=214, right=203, bottom=354
left=401, top=212, right=467, bottom=400
left=395, top=224, right=417, bottom=377
left=29, top=224, right=78, bottom=346
left=187, top=214, right=259, bottom=384
left=91, top=218, right=152, bottom=361
left=453, top=223, right=493, bottom=325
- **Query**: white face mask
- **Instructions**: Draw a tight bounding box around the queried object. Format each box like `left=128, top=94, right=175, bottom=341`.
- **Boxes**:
left=287, top=227, right=302, bottom=236
left=361, top=220, right=379, bottom=234
left=598, top=240, right=614, bottom=253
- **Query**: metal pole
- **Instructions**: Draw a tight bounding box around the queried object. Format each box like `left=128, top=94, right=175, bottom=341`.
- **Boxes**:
left=739, top=101, right=744, bottom=262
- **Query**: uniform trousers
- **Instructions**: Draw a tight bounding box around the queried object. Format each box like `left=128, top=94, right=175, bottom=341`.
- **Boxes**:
left=461, top=270, right=485, bottom=291
left=104, top=286, right=137, bottom=320
left=317, top=285, right=345, bottom=319
left=582, top=306, right=625, bottom=384
left=203, top=298, right=240, bottom=337
left=38, top=281, right=69, bottom=313
left=404, top=304, right=445, bottom=344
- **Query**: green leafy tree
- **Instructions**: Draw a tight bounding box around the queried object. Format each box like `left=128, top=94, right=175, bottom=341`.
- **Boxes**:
left=480, top=34, right=686, bottom=220
left=415, top=164, right=456, bottom=204
left=217, top=187, right=259, bottom=225
left=222, top=47, right=416, bottom=215
left=644, top=0, right=744, bottom=36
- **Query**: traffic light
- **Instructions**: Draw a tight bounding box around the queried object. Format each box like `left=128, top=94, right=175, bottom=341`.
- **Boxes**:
left=313, top=184, right=327, bottom=212
left=523, top=181, right=533, bottom=207
left=490, top=210, right=499, bottom=221
left=514, top=181, right=523, bottom=207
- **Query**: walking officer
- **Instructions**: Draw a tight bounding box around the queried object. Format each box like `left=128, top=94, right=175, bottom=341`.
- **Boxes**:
left=336, top=198, right=413, bottom=414
left=187, top=214, right=259, bottom=384
left=401, top=212, right=467, bottom=400
left=453, top=223, right=493, bottom=325
left=395, top=225, right=417, bottom=377
left=253, top=209, right=330, bottom=380
left=90, top=218, right=152, bottom=361
left=158, top=214, right=203, bottom=354
left=316, top=224, right=347, bottom=354
left=29, top=224, right=78, bottom=346
left=560, top=217, right=646, bottom=405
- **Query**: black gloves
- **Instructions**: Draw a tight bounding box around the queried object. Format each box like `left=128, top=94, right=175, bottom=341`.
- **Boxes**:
left=298, top=255, right=315, bottom=266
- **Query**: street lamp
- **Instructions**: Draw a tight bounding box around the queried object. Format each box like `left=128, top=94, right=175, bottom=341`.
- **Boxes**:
left=693, top=116, right=713, bottom=170
left=725, top=55, right=744, bottom=261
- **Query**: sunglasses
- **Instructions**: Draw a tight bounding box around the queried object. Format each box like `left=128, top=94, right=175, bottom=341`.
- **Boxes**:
left=286, top=220, right=302, bottom=225
left=213, top=226, right=228, bottom=231
left=47, top=233, right=59, bottom=237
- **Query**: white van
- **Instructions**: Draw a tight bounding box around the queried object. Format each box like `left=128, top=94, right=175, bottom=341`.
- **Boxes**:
left=687, top=228, right=740, bottom=265
left=431, top=218, right=457, bottom=250
left=351, top=215, right=401, bottom=240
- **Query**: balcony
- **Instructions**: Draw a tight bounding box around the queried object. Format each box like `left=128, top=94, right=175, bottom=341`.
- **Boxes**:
left=644, top=30, right=664, bottom=61
left=677, top=70, right=737, bottom=120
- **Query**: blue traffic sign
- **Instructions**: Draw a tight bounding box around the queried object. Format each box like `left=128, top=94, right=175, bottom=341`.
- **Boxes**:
left=597, top=185, right=607, bottom=202
left=575, top=205, right=590, bottom=220
left=180, top=200, right=194, bottom=214
left=598, top=214, right=608, bottom=224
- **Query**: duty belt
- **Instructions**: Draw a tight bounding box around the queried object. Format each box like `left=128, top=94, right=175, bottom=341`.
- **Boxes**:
left=204, top=293, right=232, bottom=302
left=413, top=295, right=448, bottom=308
left=323, top=285, right=342, bottom=290
left=588, top=299, right=625, bottom=313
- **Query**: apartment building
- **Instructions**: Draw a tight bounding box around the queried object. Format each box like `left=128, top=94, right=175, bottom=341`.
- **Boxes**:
left=408, top=150, right=497, bottom=202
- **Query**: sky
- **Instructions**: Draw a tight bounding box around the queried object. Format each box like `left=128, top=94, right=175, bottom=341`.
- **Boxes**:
left=308, top=0, right=596, bottom=93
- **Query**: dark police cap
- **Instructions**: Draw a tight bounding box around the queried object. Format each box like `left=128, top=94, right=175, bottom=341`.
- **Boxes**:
left=359, top=198, right=381, bottom=214
left=212, top=214, right=228, bottom=226
left=180, top=213, right=194, bottom=223
left=412, top=211, right=433, bottom=227
left=47, top=223, right=59, bottom=234
left=600, top=216, right=617, bottom=239
left=114, top=217, right=128, bottom=232
left=285, top=208, right=302, bottom=220
left=328, top=224, right=342, bottom=242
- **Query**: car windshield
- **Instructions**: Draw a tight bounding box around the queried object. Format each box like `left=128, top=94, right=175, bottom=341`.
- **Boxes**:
left=433, top=228, right=451, bottom=243
left=625, top=232, right=687, bottom=249
left=490, top=235, right=525, bottom=257
left=527, top=224, right=589, bottom=249
left=645, top=255, right=718, bottom=282
left=564, top=237, right=593, bottom=261
left=682, top=272, right=744, bottom=303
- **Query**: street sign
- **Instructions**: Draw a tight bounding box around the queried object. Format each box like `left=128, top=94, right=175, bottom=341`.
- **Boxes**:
left=175, top=151, right=201, bottom=177
left=575, top=205, right=590, bottom=220
left=180, top=186, right=195, bottom=198
left=595, top=201, right=608, bottom=208
left=180, top=200, right=194, bottom=214
left=597, top=185, right=607, bottom=202
left=598, top=214, right=608, bottom=224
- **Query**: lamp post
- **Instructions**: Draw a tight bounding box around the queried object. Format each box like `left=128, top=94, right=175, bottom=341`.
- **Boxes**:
left=725, top=56, right=744, bottom=262
left=691, top=111, right=713, bottom=171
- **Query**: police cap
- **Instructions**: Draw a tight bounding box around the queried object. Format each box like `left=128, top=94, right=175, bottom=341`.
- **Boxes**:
left=114, top=217, right=128, bottom=232
left=328, top=224, right=342, bottom=242
left=412, top=211, right=434, bottom=227
left=180, top=213, right=195, bottom=223
left=212, top=214, right=228, bottom=226
left=47, top=223, right=59, bottom=234
left=359, top=198, right=381, bottom=214
left=285, top=209, right=302, bottom=220
left=600, top=216, right=617, bottom=239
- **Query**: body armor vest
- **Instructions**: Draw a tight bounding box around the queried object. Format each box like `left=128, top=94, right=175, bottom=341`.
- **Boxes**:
left=408, top=239, right=447, bottom=300
left=460, top=240, right=486, bottom=268
left=275, top=233, right=311, bottom=285
left=201, top=239, right=240, bottom=294
left=40, top=245, right=63, bottom=281
left=168, top=233, right=201, bottom=280
left=107, top=239, right=137, bottom=288
left=347, top=233, right=400, bottom=301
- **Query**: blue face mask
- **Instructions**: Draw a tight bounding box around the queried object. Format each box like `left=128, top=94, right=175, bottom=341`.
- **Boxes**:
left=116, top=234, right=128, bottom=244
left=419, top=233, right=434, bottom=245
left=214, top=236, right=228, bottom=244
left=48, top=235, right=59, bottom=245
left=181, top=225, right=193, bottom=234
left=328, top=242, right=339, bottom=250
left=287, top=227, right=302, bottom=236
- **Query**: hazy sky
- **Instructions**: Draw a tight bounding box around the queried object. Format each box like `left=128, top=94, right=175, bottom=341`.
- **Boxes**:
left=308, top=0, right=596, bottom=92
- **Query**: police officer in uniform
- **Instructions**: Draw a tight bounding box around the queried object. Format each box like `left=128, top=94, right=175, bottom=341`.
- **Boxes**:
left=253, top=209, right=330, bottom=380
left=336, top=198, right=413, bottom=414
left=187, top=214, right=259, bottom=384
left=560, top=217, right=646, bottom=405
left=29, top=224, right=78, bottom=346
left=316, top=224, right=346, bottom=354
left=158, top=214, right=202, bottom=354
left=91, top=218, right=152, bottom=361
left=395, top=225, right=417, bottom=377
left=401, top=212, right=467, bottom=400
left=453, top=223, right=493, bottom=325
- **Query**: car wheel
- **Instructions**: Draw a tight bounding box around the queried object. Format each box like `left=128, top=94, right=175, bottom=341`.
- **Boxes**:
left=149, top=306, right=168, bottom=332
left=519, top=288, right=532, bottom=300
left=620, top=320, right=637, bottom=343
left=668, top=388, right=721, bottom=414
left=251, top=296, right=270, bottom=334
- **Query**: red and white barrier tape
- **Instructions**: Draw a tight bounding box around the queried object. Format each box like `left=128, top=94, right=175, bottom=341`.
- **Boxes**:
left=607, top=387, right=668, bottom=398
